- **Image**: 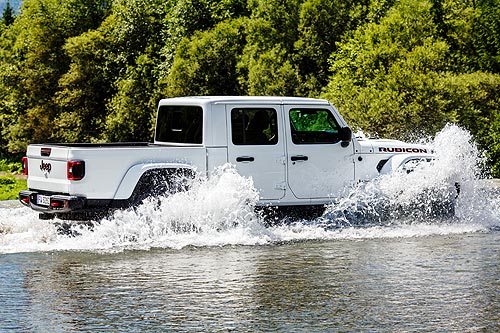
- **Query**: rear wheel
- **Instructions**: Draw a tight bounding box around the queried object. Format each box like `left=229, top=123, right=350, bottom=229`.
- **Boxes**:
left=129, top=168, right=194, bottom=206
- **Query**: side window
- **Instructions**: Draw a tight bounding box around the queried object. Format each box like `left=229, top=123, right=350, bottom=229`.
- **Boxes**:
left=155, top=105, right=203, bottom=144
left=289, top=109, right=341, bottom=144
left=231, top=108, right=278, bottom=145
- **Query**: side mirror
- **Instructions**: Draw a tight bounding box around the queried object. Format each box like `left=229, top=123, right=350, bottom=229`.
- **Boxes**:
left=339, top=127, right=352, bottom=147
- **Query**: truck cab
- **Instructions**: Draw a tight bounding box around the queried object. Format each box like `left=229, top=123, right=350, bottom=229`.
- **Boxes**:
left=191, top=97, right=356, bottom=204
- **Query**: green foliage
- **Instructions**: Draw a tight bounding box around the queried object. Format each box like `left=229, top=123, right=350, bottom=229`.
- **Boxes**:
left=0, top=158, right=22, bottom=173
left=472, top=0, right=500, bottom=72
left=54, top=29, right=111, bottom=142
left=0, top=0, right=499, bottom=176
left=324, top=0, right=450, bottom=135
left=0, top=158, right=26, bottom=200
left=293, top=0, right=372, bottom=95
left=57, top=0, right=169, bottom=143
left=164, top=17, right=248, bottom=97
left=0, top=0, right=110, bottom=152
left=236, top=0, right=301, bottom=95
left=0, top=175, right=26, bottom=200
left=446, top=72, right=500, bottom=176
left=159, top=0, right=246, bottom=79
left=243, top=45, right=299, bottom=96
left=323, top=0, right=500, bottom=176
left=105, top=54, right=159, bottom=142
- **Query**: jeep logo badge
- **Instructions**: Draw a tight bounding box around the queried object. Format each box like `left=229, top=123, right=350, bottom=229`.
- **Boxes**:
left=40, top=160, right=52, bottom=173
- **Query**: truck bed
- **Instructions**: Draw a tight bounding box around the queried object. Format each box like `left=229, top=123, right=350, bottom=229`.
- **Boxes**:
left=25, top=143, right=207, bottom=200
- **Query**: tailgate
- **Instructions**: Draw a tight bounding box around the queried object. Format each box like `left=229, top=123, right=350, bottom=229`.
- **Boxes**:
left=26, top=145, right=71, bottom=193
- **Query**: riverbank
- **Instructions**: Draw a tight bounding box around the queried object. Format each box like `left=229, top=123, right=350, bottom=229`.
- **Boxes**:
left=0, top=200, right=21, bottom=208
left=0, top=171, right=26, bottom=179
left=0, top=172, right=26, bottom=201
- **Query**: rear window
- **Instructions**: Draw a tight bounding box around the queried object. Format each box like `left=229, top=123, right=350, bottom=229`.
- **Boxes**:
left=231, top=108, right=278, bottom=145
left=155, top=105, right=203, bottom=144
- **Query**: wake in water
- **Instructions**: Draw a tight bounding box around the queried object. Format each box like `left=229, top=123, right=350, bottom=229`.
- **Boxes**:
left=1, top=125, right=499, bottom=253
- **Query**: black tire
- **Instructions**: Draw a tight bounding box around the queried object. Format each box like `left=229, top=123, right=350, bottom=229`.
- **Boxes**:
left=129, top=168, right=194, bottom=206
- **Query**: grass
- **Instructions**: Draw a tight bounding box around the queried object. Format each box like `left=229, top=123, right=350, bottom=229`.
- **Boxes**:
left=0, top=175, right=26, bottom=200
left=0, top=158, right=26, bottom=200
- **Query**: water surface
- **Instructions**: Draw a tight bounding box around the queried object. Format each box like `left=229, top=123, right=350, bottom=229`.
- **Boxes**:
left=1, top=231, right=498, bottom=332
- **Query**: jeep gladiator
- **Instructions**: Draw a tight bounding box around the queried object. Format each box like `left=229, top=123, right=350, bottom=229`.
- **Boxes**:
left=19, top=96, right=433, bottom=220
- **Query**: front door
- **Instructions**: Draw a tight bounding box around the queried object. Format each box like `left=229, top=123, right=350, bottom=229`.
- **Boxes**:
left=227, top=105, right=286, bottom=200
left=285, top=106, right=355, bottom=199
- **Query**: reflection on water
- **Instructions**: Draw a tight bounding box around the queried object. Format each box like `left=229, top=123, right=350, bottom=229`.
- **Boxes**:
left=1, top=232, right=498, bottom=332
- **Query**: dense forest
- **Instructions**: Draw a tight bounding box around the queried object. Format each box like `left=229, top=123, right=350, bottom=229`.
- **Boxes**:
left=0, top=0, right=499, bottom=176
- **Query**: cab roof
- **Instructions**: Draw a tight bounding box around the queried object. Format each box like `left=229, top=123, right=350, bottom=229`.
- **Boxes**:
left=158, top=96, right=330, bottom=107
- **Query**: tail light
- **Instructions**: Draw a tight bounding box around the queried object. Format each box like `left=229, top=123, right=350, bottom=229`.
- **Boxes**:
left=50, top=198, right=67, bottom=208
left=67, top=160, right=85, bottom=180
left=19, top=193, right=30, bottom=205
left=21, top=157, right=28, bottom=175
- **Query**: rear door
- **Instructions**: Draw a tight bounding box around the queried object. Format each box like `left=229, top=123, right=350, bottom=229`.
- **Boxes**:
left=227, top=104, right=286, bottom=200
left=285, top=105, right=355, bottom=199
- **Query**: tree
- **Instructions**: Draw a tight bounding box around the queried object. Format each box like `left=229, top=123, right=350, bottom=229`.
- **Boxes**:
left=106, top=0, right=248, bottom=141
left=104, top=54, right=159, bottom=142
left=322, top=0, right=500, bottom=175
left=293, top=0, right=372, bottom=96
left=54, top=29, right=112, bottom=143
left=323, top=0, right=451, bottom=135
left=57, top=0, right=170, bottom=143
left=471, top=0, right=500, bottom=73
left=0, top=0, right=110, bottom=153
left=158, top=0, right=247, bottom=90
left=164, top=18, right=247, bottom=97
left=445, top=72, right=500, bottom=176
left=2, top=1, right=15, bottom=26
left=235, top=0, right=301, bottom=95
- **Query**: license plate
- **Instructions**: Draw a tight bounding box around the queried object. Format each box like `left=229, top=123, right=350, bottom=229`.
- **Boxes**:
left=36, top=194, right=50, bottom=206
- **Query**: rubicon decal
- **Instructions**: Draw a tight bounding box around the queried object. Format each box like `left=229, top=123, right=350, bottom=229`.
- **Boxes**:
left=40, top=160, right=52, bottom=173
left=379, top=147, right=429, bottom=154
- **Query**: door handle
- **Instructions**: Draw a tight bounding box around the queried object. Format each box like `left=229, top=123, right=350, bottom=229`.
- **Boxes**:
left=236, top=156, right=255, bottom=162
left=291, top=155, right=308, bottom=161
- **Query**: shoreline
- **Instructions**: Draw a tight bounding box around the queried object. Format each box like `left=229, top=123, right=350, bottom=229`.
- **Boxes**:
left=0, top=200, right=21, bottom=208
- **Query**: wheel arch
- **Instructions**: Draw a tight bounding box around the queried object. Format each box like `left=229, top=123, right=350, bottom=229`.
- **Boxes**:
left=113, top=163, right=196, bottom=201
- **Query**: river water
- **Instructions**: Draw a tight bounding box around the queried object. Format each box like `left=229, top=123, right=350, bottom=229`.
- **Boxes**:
left=1, top=125, right=499, bottom=332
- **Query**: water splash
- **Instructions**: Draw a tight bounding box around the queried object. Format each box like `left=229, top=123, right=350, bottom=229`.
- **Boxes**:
left=70, top=164, right=270, bottom=250
left=320, top=124, right=497, bottom=227
left=0, top=125, right=498, bottom=253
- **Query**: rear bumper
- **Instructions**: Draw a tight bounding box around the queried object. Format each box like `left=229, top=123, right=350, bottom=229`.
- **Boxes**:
left=19, top=190, right=86, bottom=213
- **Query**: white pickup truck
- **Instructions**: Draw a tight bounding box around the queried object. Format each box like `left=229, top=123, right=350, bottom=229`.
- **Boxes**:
left=19, top=96, right=434, bottom=220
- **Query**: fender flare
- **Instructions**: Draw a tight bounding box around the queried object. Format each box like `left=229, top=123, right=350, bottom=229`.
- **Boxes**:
left=113, top=163, right=196, bottom=200
left=379, top=154, right=434, bottom=175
